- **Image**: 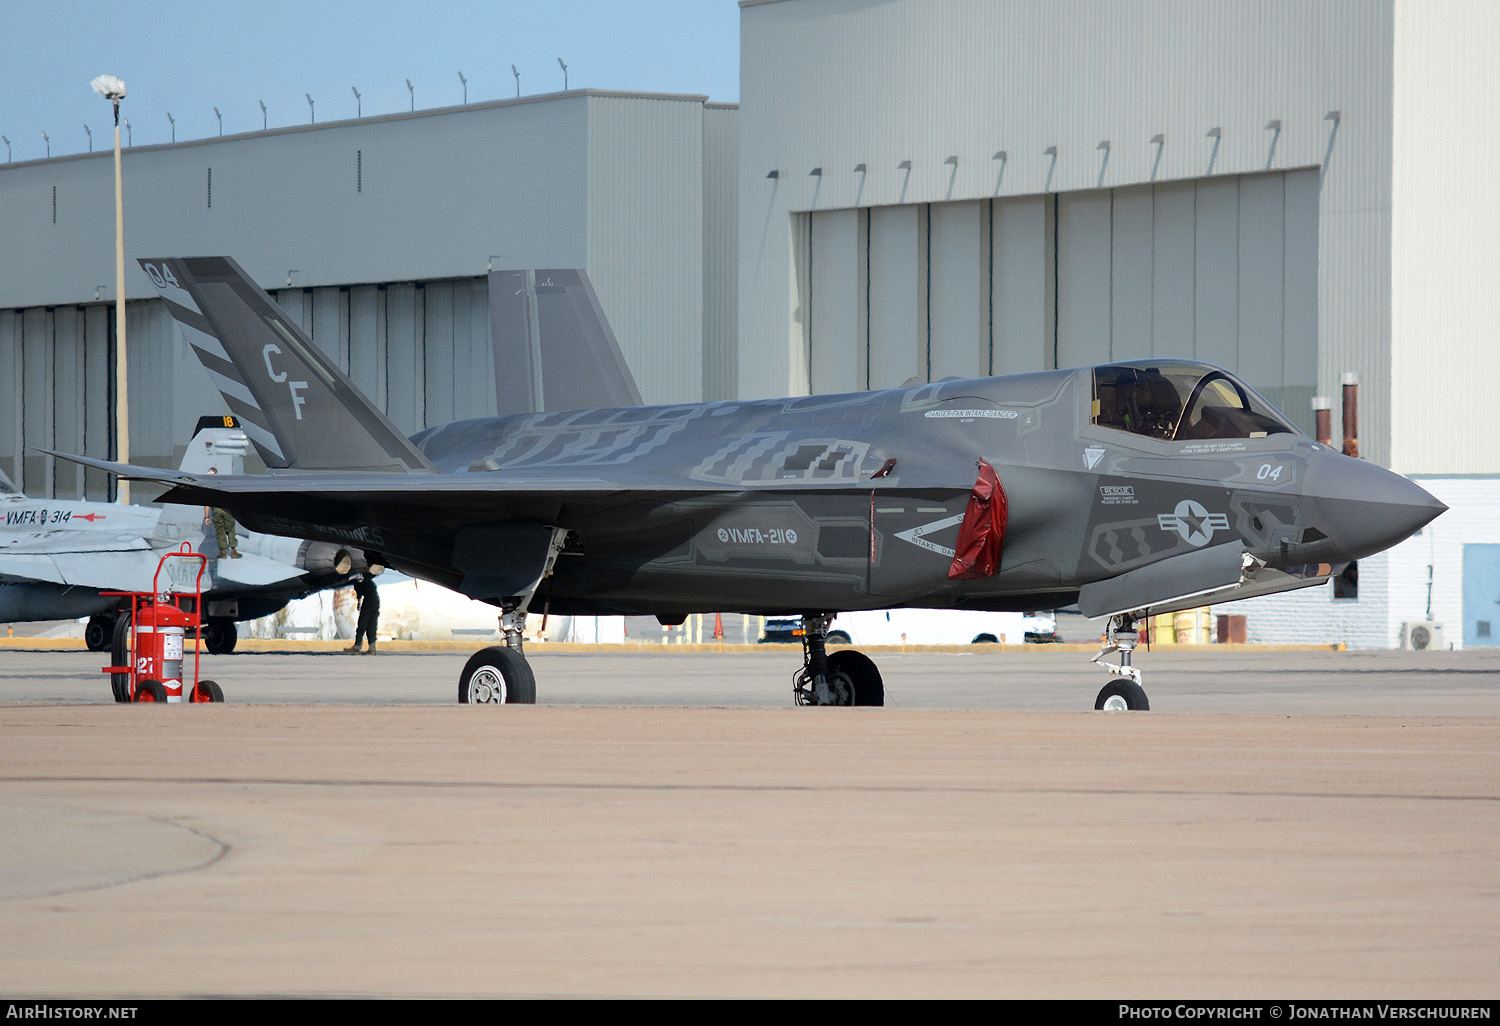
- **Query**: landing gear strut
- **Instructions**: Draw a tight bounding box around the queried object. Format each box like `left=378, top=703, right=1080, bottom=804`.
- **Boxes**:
left=456, top=529, right=567, bottom=705
left=1091, top=614, right=1150, bottom=711
left=793, top=614, right=884, bottom=706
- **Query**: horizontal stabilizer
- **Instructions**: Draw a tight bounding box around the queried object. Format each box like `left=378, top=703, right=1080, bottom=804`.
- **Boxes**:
left=138, top=257, right=434, bottom=473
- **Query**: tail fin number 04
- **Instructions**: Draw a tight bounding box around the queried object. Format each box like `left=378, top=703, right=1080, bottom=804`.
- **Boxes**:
left=261, top=345, right=310, bottom=420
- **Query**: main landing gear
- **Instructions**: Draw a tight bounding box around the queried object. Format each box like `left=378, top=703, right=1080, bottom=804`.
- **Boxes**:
left=793, top=614, right=884, bottom=707
left=457, top=602, right=538, bottom=705
left=457, top=529, right=569, bottom=705
left=1090, top=614, right=1150, bottom=711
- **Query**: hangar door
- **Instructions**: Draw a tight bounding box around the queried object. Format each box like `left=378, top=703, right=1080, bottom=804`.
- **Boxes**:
left=799, top=168, right=1319, bottom=433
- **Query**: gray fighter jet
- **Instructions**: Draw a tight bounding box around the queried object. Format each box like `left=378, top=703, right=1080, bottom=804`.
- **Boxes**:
left=55, top=256, right=1445, bottom=709
left=3, top=416, right=379, bottom=689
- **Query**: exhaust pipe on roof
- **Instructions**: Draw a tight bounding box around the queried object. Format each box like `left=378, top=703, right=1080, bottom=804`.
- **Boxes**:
left=1341, top=373, right=1359, bottom=459
left=1312, top=395, right=1332, bottom=447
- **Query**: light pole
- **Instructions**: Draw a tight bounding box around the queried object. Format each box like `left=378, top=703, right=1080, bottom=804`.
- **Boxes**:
left=166, top=112, right=175, bottom=142
left=123, top=119, right=131, bottom=146
left=259, top=100, right=267, bottom=130
left=406, top=78, right=414, bottom=111
left=214, top=106, right=222, bottom=135
left=91, top=74, right=129, bottom=503
left=84, top=124, right=92, bottom=151
left=458, top=71, right=467, bottom=104
left=40, top=130, right=49, bottom=157
left=1, top=136, right=9, bottom=162
left=351, top=86, right=361, bottom=118
left=558, top=58, right=568, bottom=90
left=306, top=93, right=315, bottom=124
left=512, top=65, right=520, bottom=98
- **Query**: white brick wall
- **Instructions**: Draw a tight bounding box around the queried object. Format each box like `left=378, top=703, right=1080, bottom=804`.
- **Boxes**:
left=1234, top=477, right=1500, bottom=648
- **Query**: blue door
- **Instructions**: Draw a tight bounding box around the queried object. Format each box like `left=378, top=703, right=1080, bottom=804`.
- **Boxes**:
left=1463, top=544, right=1500, bottom=647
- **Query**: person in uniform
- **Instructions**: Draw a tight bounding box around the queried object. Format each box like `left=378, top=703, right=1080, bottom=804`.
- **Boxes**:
left=202, top=468, right=240, bottom=558
left=345, top=575, right=381, bottom=654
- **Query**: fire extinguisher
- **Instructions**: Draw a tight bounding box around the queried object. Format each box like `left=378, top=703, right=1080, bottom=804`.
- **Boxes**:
left=134, top=600, right=191, bottom=702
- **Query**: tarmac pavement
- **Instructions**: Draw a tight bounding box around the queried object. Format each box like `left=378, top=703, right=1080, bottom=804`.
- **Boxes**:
left=0, top=645, right=1497, bottom=998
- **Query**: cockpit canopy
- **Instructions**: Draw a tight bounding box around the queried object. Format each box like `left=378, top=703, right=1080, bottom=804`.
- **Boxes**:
left=1091, top=362, right=1299, bottom=442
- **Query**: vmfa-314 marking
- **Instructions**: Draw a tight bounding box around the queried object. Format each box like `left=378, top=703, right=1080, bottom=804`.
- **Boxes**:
left=58, top=256, right=1444, bottom=710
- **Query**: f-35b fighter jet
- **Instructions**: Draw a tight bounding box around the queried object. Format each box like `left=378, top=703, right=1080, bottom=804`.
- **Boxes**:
left=55, top=256, right=1445, bottom=709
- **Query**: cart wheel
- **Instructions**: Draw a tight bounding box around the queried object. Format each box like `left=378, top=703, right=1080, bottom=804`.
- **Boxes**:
left=193, top=680, right=224, bottom=703
left=134, top=679, right=168, bottom=703
left=110, top=613, right=132, bottom=703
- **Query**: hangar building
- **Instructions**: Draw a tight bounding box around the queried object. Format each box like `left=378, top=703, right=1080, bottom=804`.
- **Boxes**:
left=2, top=0, right=1496, bottom=648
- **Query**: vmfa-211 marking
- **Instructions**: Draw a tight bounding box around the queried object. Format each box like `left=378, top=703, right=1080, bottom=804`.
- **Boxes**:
left=55, top=256, right=1445, bottom=710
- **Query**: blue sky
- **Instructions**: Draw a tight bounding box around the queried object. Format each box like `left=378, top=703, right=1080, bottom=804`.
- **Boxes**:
left=0, top=0, right=741, bottom=161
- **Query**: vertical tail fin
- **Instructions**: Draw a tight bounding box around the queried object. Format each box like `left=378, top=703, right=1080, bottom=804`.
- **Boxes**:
left=488, top=268, right=643, bottom=414
left=139, top=257, right=434, bottom=473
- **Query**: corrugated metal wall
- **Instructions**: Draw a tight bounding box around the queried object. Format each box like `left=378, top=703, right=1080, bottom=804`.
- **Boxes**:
left=1390, top=0, right=1500, bottom=474
left=702, top=104, right=741, bottom=401
left=0, top=91, right=738, bottom=497
left=586, top=95, right=706, bottom=405
left=801, top=169, right=1320, bottom=432
left=740, top=0, right=1397, bottom=463
left=0, top=278, right=492, bottom=500
left=0, top=304, right=112, bottom=499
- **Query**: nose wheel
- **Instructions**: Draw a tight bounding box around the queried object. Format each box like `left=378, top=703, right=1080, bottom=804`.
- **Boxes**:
left=1091, top=614, right=1151, bottom=711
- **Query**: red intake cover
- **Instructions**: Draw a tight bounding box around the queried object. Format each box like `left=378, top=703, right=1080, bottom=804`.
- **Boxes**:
left=948, top=459, right=1007, bottom=580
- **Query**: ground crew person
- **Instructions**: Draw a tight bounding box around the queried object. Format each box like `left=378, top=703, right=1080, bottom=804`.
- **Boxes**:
left=202, top=468, right=240, bottom=558
left=345, top=575, right=381, bottom=654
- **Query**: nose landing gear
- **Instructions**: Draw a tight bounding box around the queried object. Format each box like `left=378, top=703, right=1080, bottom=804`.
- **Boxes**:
left=1091, top=614, right=1150, bottom=711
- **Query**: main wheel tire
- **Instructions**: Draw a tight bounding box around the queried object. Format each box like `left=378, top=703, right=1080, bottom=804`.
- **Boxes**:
left=85, top=615, right=114, bottom=653
left=972, top=633, right=998, bottom=644
left=193, top=679, right=224, bottom=703
left=1095, top=680, right=1150, bottom=711
left=827, top=630, right=852, bottom=645
left=110, top=612, right=132, bottom=703
left=458, top=647, right=536, bottom=705
left=202, top=619, right=238, bottom=654
left=828, top=650, right=885, bottom=707
left=133, top=679, right=168, bottom=703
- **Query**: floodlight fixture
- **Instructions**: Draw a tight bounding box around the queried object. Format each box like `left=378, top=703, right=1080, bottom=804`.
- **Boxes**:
left=558, top=57, right=568, bottom=90
left=406, top=78, right=414, bottom=111
left=457, top=72, right=467, bottom=104
left=1206, top=126, right=1221, bottom=138
left=352, top=86, right=361, bottom=117
left=306, top=93, right=315, bottom=124
left=90, top=75, right=126, bottom=101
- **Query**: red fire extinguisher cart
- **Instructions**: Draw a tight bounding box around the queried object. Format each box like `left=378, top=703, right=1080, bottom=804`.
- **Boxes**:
left=102, top=544, right=224, bottom=703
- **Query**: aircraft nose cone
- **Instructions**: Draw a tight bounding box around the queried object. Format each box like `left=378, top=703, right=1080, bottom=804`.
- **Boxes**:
left=1308, top=451, right=1446, bottom=560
